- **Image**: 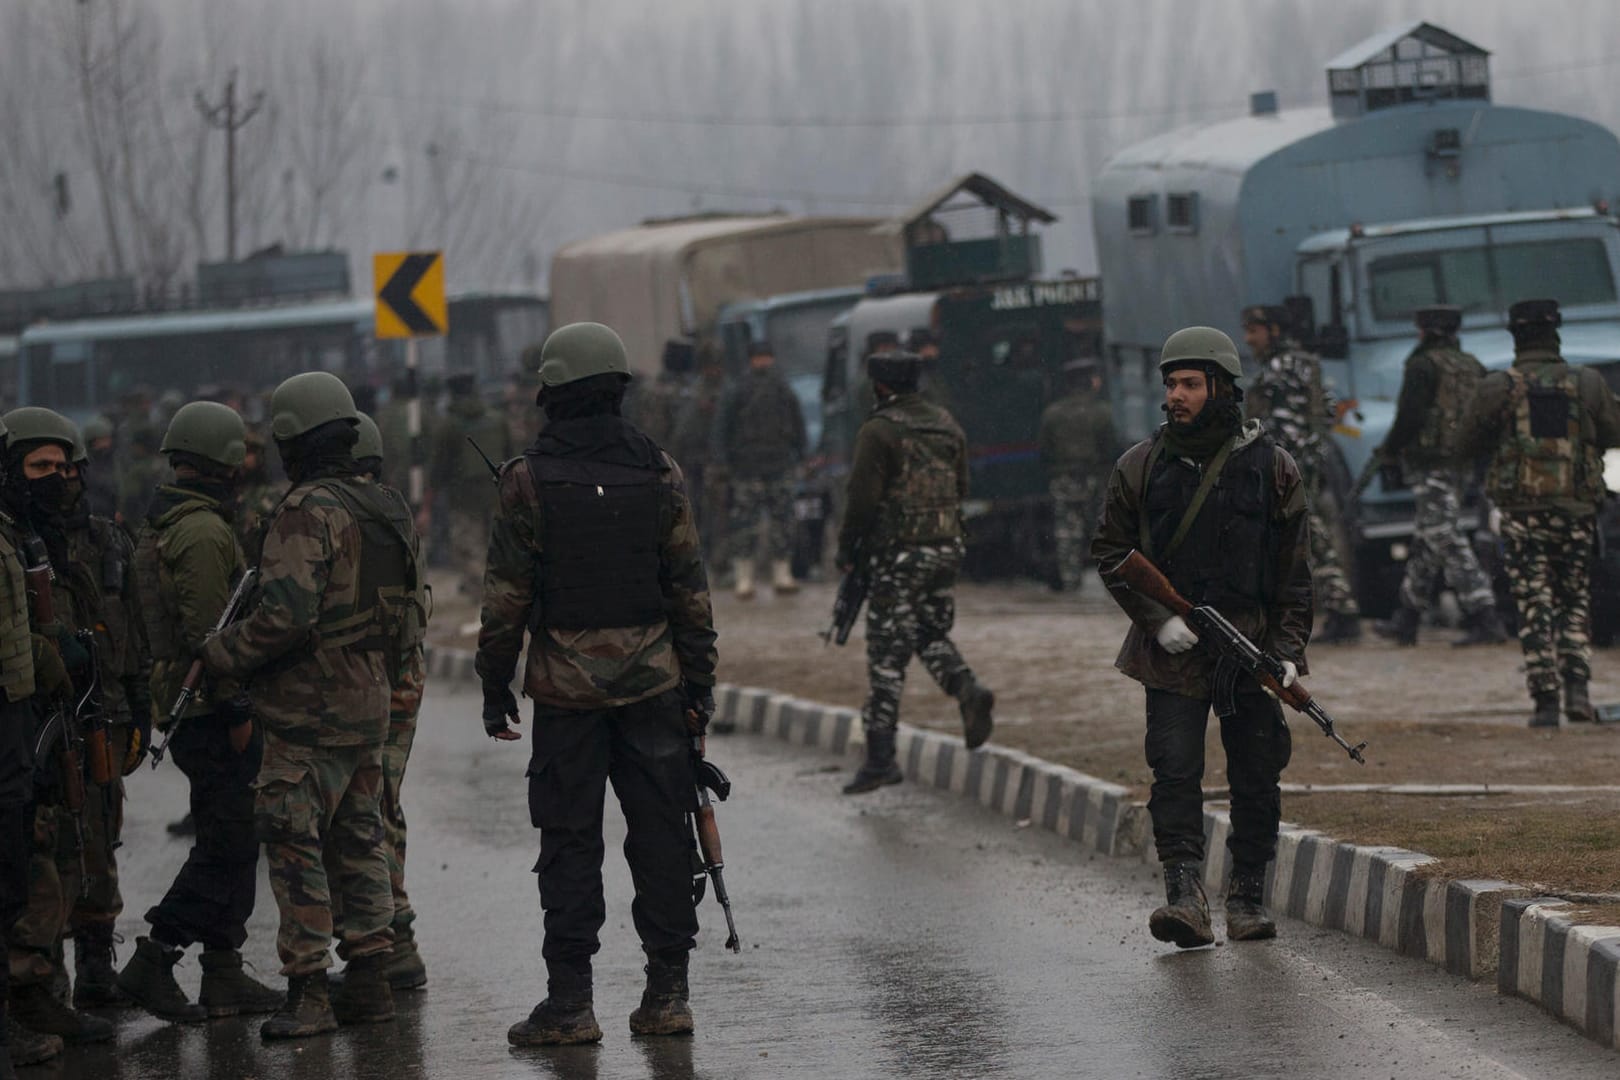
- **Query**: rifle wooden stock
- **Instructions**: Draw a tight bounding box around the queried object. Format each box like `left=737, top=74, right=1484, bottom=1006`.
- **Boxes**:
left=694, top=804, right=723, bottom=866
left=85, top=729, right=112, bottom=786
left=1109, top=550, right=1193, bottom=617
left=59, top=743, right=85, bottom=814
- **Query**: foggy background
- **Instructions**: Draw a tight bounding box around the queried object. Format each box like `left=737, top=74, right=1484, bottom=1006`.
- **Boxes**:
left=4, top=0, right=1619, bottom=296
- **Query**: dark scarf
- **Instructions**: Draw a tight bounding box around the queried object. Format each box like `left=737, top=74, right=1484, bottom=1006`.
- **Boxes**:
left=529, top=415, right=660, bottom=469
left=1161, top=397, right=1243, bottom=462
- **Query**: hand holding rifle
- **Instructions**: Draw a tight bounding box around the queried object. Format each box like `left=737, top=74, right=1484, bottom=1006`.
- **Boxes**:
left=150, top=568, right=257, bottom=768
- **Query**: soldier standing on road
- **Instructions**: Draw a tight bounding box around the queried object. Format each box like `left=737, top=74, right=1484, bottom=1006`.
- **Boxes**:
left=719, top=340, right=806, bottom=598
left=117, top=402, right=283, bottom=1025
left=1459, top=299, right=1620, bottom=728
left=1093, top=327, right=1312, bottom=949
left=1373, top=307, right=1509, bottom=647
left=79, top=416, right=119, bottom=521
left=200, top=373, right=416, bottom=1040
left=476, top=322, right=718, bottom=1047
left=671, top=345, right=729, bottom=564
left=1038, top=357, right=1118, bottom=593
left=430, top=373, right=512, bottom=600
left=1243, top=305, right=1361, bottom=643
left=835, top=349, right=996, bottom=795
left=625, top=338, right=694, bottom=449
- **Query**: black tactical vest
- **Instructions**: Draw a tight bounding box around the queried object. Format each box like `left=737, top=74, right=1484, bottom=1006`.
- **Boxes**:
left=1141, top=437, right=1278, bottom=610
left=526, top=454, right=665, bottom=631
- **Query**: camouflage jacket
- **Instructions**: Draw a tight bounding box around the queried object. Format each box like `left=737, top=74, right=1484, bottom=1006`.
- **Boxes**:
left=432, top=397, right=512, bottom=513
left=201, top=471, right=391, bottom=747
left=475, top=416, right=718, bottom=710
left=1245, top=344, right=1334, bottom=465
left=718, top=369, right=806, bottom=478
left=671, top=377, right=726, bottom=468
left=837, top=393, right=967, bottom=563
left=1383, top=342, right=1486, bottom=469
left=1038, top=392, right=1119, bottom=477
left=66, top=510, right=150, bottom=726
left=235, top=478, right=287, bottom=567
left=1093, top=419, right=1313, bottom=699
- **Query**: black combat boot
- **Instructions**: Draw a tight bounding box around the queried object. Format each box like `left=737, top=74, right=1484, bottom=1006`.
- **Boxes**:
left=330, top=952, right=395, bottom=1026
left=4, top=1012, right=62, bottom=1069
left=842, top=727, right=903, bottom=795
left=117, top=936, right=206, bottom=1023
left=1453, top=608, right=1510, bottom=647
left=9, top=982, right=114, bottom=1044
left=1224, top=865, right=1278, bottom=941
left=382, top=936, right=428, bottom=991
left=199, top=949, right=284, bottom=1018
left=1149, top=863, right=1214, bottom=949
left=1373, top=604, right=1420, bottom=646
left=507, top=965, right=601, bottom=1047
left=1564, top=678, right=1595, bottom=724
left=1316, top=611, right=1362, bottom=644
left=72, top=924, right=129, bottom=1008
left=628, top=949, right=693, bottom=1037
left=1528, top=691, right=1561, bottom=729
left=259, top=974, right=337, bottom=1041
left=954, top=675, right=996, bottom=750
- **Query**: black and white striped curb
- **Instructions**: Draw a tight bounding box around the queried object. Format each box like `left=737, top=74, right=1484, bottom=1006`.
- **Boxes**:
left=422, top=646, right=1619, bottom=1051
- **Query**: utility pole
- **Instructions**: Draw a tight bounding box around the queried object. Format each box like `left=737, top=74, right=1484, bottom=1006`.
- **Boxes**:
left=195, top=70, right=265, bottom=262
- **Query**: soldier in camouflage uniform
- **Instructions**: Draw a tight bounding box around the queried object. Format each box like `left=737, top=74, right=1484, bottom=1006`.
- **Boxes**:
left=79, top=416, right=119, bottom=521
left=1373, top=307, right=1509, bottom=647
left=477, top=322, right=717, bottom=1046
left=623, top=338, right=694, bottom=449
left=1459, top=299, right=1620, bottom=727
left=117, top=402, right=283, bottom=1025
left=1038, top=357, right=1118, bottom=593
left=719, top=340, right=807, bottom=597
left=670, top=346, right=729, bottom=563
left=1242, top=305, right=1361, bottom=643
left=430, top=373, right=512, bottom=600
left=235, top=428, right=286, bottom=566
left=835, top=350, right=996, bottom=795
left=202, top=372, right=420, bottom=1040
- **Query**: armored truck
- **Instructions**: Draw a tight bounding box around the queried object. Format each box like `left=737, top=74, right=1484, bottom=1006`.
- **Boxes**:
left=1092, top=20, right=1620, bottom=613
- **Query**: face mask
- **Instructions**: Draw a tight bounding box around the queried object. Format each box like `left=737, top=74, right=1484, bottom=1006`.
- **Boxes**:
left=27, top=474, right=70, bottom=517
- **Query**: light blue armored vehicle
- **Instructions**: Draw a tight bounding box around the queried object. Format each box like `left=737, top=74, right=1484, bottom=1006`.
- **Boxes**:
left=1092, top=21, right=1620, bottom=614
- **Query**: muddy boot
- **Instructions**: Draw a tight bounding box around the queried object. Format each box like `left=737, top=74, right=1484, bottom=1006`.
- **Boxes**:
left=260, top=974, right=337, bottom=1041
left=330, top=952, right=395, bottom=1026
left=1224, top=866, right=1278, bottom=941
left=842, top=727, right=903, bottom=795
left=72, top=925, right=129, bottom=1008
left=507, top=966, right=601, bottom=1047
left=770, top=559, right=799, bottom=594
left=4, top=1014, right=62, bottom=1069
left=954, top=675, right=995, bottom=750
left=165, top=812, right=195, bottom=837
left=1453, top=608, right=1510, bottom=647
left=1316, top=610, right=1362, bottom=644
left=8, top=983, right=114, bottom=1044
left=199, top=949, right=284, bottom=1018
left=117, top=936, right=206, bottom=1023
left=1564, top=678, right=1595, bottom=724
left=1373, top=604, right=1420, bottom=646
left=383, top=938, right=427, bottom=991
left=1528, top=691, right=1561, bottom=729
left=732, top=559, right=756, bottom=601
left=628, top=950, right=693, bottom=1037
left=1149, top=863, right=1214, bottom=949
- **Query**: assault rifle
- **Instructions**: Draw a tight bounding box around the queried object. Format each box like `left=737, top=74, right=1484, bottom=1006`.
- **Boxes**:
left=74, top=626, right=120, bottom=860
left=821, top=543, right=869, bottom=646
left=686, top=712, right=741, bottom=952
left=1107, top=549, right=1368, bottom=764
left=467, top=437, right=502, bottom=483
left=149, top=568, right=258, bottom=768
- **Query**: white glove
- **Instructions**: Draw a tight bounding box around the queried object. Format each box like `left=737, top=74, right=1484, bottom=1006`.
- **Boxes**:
left=1155, top=615, right=1199, bottom=655
left=1278, top=660, right=1298, bottom=689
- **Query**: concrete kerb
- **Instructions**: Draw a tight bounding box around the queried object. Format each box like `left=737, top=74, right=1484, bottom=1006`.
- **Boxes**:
left=423, top=647, right=1620, bottom=1051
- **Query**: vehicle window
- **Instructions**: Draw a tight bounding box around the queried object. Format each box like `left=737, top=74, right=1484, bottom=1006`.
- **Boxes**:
left=1492, top=239, right=1615, bottom=309
left=1368, top=238, right=1615, bottom=321
left=1368, top=247, right=1490, bottom=319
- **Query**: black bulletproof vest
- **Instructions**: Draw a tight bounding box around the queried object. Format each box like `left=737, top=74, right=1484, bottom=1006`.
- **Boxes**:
left=1142, top=439, right=1278, bottom=610
left=526, top=453, right=665, bottom=631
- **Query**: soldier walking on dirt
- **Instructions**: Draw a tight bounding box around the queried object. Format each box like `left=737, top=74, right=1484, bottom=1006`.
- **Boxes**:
left=1093, top=327, right=1312, bottom=949
left=1372, top=306, right=1509, bottom=647
left=476, top=322, right=718, bottom=1046
left=1243, top=305, right=1361, bottom=643
left=835, top=349, right=996, bottom=795
left=1459, top=299, right=1620, bottom=728
left=1038, top=356, right=1118, bottom=593
left=718, top=340, right=806, bottom=598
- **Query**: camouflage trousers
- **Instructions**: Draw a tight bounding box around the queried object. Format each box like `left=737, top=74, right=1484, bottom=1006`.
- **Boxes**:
left=1049, top=473, right=1103, bottom=592
left=1302, top=463, right=1358, bottom=616
left=450, top=504, right=491, bottom=600
left=9, top=803, right=82, bottom=986
left=1398, top=468, right=1494, bottom=616
left=254, top=733, right=393, bottom=976
left=863, top=540, right=973, bottom=734
left=1500, top=509, right=1596, bottom=697
left=727, top=475, right=796, bottom=564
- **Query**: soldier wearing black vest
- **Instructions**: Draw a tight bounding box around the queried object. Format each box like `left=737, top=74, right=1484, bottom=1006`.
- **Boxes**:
left=476, top=322, right=718, bottom=1047
left=1094, top=327, right=1313, bottom=950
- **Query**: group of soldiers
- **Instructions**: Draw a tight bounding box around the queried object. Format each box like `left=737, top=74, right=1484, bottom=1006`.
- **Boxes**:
left=0, top=373, right=432, bottom=1071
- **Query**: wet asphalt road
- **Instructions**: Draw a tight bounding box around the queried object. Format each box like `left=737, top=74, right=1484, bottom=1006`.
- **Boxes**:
left=47, top=679, right=1620, bottom=1079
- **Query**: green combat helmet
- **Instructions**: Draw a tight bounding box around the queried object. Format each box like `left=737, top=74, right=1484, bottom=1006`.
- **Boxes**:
left=82, top=415, right=115, bottom=445
left=1158, top=326, right=1244, bottom=380
left=162, top=402, right=247, bottom=468
left=270, top=371, right=359, bottom=440
left=3, top=407, right=80, bottom=453
left=353, top=412, right=384, bottom=463
left=537, top=322, right=630, bottom=390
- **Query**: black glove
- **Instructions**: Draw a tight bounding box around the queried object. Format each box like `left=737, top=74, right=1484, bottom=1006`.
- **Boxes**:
left=683, top=682, right=715, bottom=734
left=219, top=693, right=255, bottom=727
left=53, top=626, right=90, bottom=682
left=483, top=683, right=521, bottom=740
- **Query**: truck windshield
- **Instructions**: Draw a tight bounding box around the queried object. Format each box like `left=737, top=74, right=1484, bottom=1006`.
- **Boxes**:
left=1367, top=238, right=1616, bottom=320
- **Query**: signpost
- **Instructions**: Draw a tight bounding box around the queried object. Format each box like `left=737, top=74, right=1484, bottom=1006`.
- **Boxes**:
left=373, top=251, right=447, bottom=509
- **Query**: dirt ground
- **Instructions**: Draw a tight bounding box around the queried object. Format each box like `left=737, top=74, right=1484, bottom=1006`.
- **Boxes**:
left=429, top=570, right=1620, bottom=895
